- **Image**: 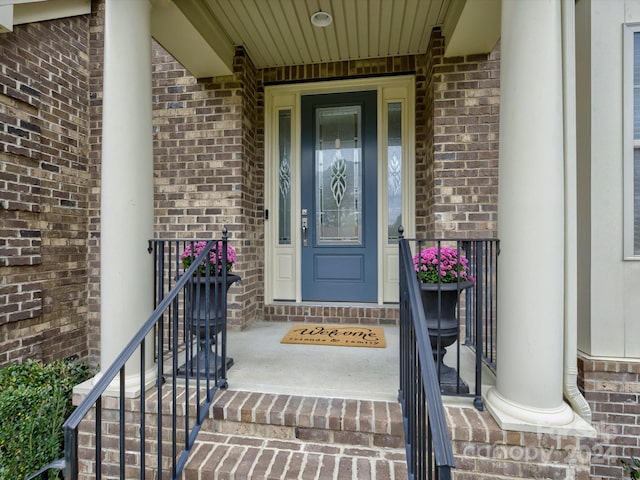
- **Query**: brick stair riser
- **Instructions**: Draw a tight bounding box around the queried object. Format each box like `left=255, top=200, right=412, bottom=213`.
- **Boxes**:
left=207, top=418, right=404, bottom=449
left=181, top=391, right=408, bottom=479
left=208, top=390, right=404, bottom=443
left=182, top=431, right=408, bottom=480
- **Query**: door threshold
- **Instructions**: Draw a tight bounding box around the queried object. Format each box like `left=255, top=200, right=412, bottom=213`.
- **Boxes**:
left=265, top=302, right=400, bottom=325
left=270, top=300, right=396, bottom=308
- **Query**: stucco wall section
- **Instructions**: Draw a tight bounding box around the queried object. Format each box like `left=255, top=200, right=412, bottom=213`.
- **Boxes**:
left=575, top=0, right=640, bottom=358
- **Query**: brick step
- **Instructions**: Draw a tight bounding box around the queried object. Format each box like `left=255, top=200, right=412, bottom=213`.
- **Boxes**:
left=181, top=389, right=408, bottom=479
left=182, top=431, right=408, bottom=479
left=206, top=390, right=405, bottom=448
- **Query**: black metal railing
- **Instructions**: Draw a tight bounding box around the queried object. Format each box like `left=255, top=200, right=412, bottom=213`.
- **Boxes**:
left=404, top=236, right=499, bottom=409
left=62, top=230, right=236, bottom=479
left=399, top=234, right=455, bottom=479
left=24, top=458, right=65, bottom=479
left=150, top=236, right=239, bottom=369
left=460, top=239, right=498, bottom=372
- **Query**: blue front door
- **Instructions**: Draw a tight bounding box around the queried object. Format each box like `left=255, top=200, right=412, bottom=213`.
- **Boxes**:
left=301, top=91, right=378, bottom=302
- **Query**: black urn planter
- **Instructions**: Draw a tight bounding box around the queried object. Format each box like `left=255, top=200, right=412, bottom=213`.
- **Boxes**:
left=180, top=274, right=240, bottom=377
left=419, top=280, right=473, bottom=394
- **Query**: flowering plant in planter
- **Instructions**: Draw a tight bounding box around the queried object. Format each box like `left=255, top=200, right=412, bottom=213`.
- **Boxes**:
left=413, top=245, right=473, bottom=284
left=180, top=241, right=237, bottom=274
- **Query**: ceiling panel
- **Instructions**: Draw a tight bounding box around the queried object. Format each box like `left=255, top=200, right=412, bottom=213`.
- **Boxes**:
left=200, top=0, right=452, bottom=69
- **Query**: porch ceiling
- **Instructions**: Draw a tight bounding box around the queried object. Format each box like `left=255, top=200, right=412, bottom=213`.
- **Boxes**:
left=1, top=0, right=500, bottom=77
left=202, top=0, right=450, bottom=68
left=159, top=0, right=501, bottom=78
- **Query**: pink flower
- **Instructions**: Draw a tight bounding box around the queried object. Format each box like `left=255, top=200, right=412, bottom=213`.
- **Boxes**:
left=412, top=245, right=473, bottom=284
left=181, top=240, right=237, bottom=273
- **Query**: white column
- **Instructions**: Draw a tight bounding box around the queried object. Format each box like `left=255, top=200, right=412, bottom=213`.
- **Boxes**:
left=100, top=0, right=155, bottom=391
left=485, top=0, right=574, bottom=430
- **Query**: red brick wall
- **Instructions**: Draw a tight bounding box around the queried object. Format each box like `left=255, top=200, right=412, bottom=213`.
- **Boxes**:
left=417, top=33, right=439, bottom=237
left=447, top=406, right=592, bottom=480
left=578, top=355, right=640, bottom=479
left=396, top=28, right=500, bottom=239
left=86, top=0, right=104, bottom=366
left=430, top=31, right=500, bottom=239
left=0, top=15, right=91, bottom=366
left=232, top=47, right=262, bottom=327
left=150, top=44, right=261, bottom=329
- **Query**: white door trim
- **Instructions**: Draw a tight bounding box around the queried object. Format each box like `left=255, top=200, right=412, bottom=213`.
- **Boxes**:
left=264, top=76, right=416, bottom=304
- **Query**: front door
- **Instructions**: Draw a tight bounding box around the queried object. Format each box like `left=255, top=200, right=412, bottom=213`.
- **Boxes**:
left=301, top=91, right=378, bottom=302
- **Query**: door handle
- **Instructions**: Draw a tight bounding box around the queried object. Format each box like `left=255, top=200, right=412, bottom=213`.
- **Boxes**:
left=301, top=209, right=308, bottom=247
left=301, top=217, right=308, bottom=247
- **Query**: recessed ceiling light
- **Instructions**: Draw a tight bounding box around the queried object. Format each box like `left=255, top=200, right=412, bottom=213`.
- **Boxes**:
left=310, top=11, right=332, bottom=28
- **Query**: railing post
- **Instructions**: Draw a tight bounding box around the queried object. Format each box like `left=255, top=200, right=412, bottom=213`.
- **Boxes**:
left=155, top=240, right=165, bottom=378
left=397, top=225, right=405, bottom=408
left=219, top=227, right=229, bottom=389
left=462, top=240, right=472, bottom=346
left=64, top=425, right=78, bottom=480
left=474, top=242, right=485, bottom=410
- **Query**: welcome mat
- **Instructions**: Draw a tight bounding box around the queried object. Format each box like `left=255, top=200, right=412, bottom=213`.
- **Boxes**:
left=280, top=324, right=386, bottom=348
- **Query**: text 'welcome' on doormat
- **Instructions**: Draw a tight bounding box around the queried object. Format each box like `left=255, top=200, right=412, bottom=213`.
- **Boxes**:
left=280, top=324, right=386, bottom=348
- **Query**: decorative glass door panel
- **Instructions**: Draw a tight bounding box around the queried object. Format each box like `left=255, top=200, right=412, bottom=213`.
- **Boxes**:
left=387, top=102, right=402, bottom=242
left=278, top=110, right=292, bottom=245
left=301, top=91, right=377, bottom=302
left=315, top=106, right=362, bottom=245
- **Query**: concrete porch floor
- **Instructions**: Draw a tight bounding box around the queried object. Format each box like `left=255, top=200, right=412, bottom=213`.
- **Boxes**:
left=224, top=322, right=400, bottom=402
left=223, top=321, right=494, bottom=403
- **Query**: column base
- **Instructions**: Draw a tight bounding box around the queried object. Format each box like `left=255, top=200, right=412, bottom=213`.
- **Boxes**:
left=73, top=368, right=158, bottom=399
left=485, top=387, right=595, bottom=436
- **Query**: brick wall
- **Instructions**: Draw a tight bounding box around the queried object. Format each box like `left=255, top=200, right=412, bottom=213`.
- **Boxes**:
left=430, top=30, right=500, bottom=239
left=150, top=44, right=261, bottom=329
left=232, top=47, right=262, bottom=328
left=86, top=0, right=104, bottom=365
left=0, top=16, right=91, bottom=367
left=73, top=389, right=174, bottom=479
left=417, top=35, right=438, bottom=237
left=263, top=304, right=399, bottom=326
left=447, top=406, right=591, bottom=479
left=578, top=355, right=640, bottom=479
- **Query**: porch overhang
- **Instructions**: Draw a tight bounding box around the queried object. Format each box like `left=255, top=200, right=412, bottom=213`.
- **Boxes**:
left=3, top=0, right=502, bottom=73
left=0, top=0, right=91, bottom=33
left=150, top=0, right=234, bottom=78
left=442, top=0, right=501, bottom=57
left=151, top=0, right=469, bottom=76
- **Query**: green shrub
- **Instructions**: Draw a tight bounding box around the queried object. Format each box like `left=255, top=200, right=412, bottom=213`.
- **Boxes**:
left=0, top=359, right=92, bottom=480
left=623, top=457, right=640, bottom=479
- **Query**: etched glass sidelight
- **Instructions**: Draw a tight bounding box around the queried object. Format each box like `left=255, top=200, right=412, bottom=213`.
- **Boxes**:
left=388, top=103, right=402, bottom=242
left=315, top=105, right=362, bottom=245
left=278, top=110, right=292, bottom=245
